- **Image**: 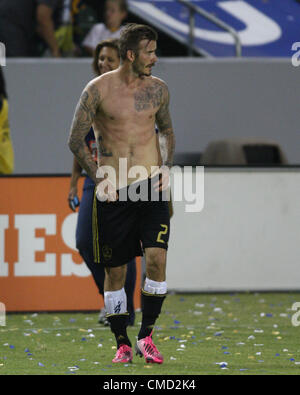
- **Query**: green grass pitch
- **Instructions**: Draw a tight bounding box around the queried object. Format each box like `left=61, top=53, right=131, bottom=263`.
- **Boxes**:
left=1, top=292, right=300, bottom=375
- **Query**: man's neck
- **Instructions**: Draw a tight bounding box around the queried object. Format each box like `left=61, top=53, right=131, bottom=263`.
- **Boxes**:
left=119, top=63, right=145, bottom=87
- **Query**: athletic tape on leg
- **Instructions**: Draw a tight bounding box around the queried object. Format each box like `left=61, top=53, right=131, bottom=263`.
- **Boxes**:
left=104, top=288, right=127, bottom=315
left=144, top=277, right=167, bottom=295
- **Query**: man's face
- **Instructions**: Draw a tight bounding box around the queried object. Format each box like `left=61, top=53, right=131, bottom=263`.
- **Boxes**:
left=98, top=46, right=120, bottom=75
left=132, top=39, right=158, bottom=77
left=105, top=1, right=126, bottom=28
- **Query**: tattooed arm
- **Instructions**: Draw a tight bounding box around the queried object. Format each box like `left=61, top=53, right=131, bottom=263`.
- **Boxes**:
left=155, top=82, right=175, bottom=169
left=68, top=82, right=101, bottom=184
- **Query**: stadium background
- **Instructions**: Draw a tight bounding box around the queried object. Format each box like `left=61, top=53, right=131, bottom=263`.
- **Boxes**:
left=1, top=0, right=300, bottom=313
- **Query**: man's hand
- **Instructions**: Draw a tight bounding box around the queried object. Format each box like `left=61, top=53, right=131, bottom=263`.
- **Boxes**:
left=154, top=165, right=170, bottom=192
left=68, top=186, right=79, bottom=211
left=51, top=47, right=61, bottom=58
left=96, top=177, right=119, bottom=202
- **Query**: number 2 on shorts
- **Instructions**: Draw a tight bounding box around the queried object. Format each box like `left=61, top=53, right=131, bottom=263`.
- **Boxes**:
left=157, top=224, right=168, bottom=244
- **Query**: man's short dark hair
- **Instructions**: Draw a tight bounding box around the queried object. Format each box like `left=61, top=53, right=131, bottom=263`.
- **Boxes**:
left=92, top=39, right=120, bottom=75
left=119, top=24, right=158, bottom=61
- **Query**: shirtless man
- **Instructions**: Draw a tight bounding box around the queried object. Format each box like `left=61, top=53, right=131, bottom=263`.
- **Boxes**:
left=68, top=24, right=175, bottom=364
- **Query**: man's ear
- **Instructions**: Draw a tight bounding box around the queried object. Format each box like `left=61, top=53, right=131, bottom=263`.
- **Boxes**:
left=127, top=49, right=135, bottom=63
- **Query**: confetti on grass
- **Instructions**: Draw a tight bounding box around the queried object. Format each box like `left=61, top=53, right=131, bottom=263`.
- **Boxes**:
left=2, top=293, right=300, bottom=375
left=216, top=362, right=228, bottom=370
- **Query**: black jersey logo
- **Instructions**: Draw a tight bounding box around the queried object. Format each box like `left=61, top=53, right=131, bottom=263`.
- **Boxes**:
left=102, top=245, right=112, bottom=260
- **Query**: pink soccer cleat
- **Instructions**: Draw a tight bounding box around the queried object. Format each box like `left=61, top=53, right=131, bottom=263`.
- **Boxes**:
left=135, top=332, right=164, bottom=364
left=112, top=344, right=133, bottom=363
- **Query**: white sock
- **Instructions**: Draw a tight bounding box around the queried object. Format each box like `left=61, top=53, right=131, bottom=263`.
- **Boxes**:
left=104, top=288, right=127, bottom=315
left=144, top=277, right=167, bottom=295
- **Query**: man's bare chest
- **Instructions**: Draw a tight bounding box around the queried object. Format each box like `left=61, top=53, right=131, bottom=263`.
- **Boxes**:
left=100, top=83, right=163, bottom=121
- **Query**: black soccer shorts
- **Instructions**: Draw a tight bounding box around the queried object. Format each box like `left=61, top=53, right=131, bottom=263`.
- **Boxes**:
left=92, top=176, right=170, bottom=267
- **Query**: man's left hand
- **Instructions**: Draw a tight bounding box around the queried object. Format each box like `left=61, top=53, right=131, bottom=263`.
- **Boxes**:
left=154, top=165, right=170, bottom=192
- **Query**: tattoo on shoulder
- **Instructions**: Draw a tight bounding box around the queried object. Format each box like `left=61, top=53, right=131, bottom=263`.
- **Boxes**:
left=134, top=81, right=163, bottom=112
left=69, top=84, right=101, bottom=150
left=68, top=83, right=101, bottom=182
left=79, top=84, right=100, bottom=115
left=69, top=84, right=100, bottom=149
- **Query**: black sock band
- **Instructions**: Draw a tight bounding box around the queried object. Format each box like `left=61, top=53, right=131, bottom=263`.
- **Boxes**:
left=138, top=292, right=166, bottom=340
left=107, top=314, right=132, bottom=348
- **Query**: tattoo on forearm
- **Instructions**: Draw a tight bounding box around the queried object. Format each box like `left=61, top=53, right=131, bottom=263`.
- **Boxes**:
left=134, top=82, right=163, bottom=112
left=68, top=84, right=100, bottom=182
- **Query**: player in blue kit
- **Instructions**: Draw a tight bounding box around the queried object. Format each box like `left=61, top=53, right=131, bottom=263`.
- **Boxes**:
left=68, top=39, right=136, bottom=326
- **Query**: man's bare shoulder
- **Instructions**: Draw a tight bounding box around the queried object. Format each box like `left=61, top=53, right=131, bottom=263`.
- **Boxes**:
left=148, top=76, right=169, bottom=103
left=95, top=70, right=118, bottom=85
left=150, top=76, right=168, bottom=91
left=85, top=71, right=118, bottom=97
left=147, top=76, right=170, bottom=107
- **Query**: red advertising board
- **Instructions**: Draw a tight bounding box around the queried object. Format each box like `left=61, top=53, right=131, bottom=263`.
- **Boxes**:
left=0, top=176, right=141, bottom=312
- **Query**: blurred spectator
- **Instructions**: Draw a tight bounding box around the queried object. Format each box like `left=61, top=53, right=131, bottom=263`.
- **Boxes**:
left=36, top=0, right=77, bottom=57
left=82, top=0, right=127, bottom=56
left=0, top=0, right=64, bottom=57
left=0, top=67, right=14, bottom=174
left=72, top=0, right=99, bottom=51
left=53, top=0, right=75, bottom=57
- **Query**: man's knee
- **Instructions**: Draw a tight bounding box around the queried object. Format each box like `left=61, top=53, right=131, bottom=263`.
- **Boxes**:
left=145, top=248, right=166, bottom=282
left=104, top=265, right=127, bottom=291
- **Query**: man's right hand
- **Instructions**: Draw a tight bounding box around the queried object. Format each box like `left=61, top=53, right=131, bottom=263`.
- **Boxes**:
left=68, top=186, right=78, bottom=211
left=96, top=178, right=119, bottom=203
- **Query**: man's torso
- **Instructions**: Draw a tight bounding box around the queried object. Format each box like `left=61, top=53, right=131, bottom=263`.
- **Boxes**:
left=92, top=71, right=164, bottom=187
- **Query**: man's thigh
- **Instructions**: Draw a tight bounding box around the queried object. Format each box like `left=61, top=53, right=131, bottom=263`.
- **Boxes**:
left=140, top=201, right=170, bottom=250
